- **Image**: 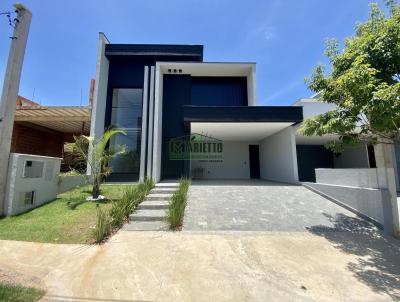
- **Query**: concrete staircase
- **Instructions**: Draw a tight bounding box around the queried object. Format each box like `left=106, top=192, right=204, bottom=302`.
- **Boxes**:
left=123, top=182, right=179, bottom=231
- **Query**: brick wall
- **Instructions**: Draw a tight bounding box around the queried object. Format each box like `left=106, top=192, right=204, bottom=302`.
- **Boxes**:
left=11, top=123, right=64, bottom=158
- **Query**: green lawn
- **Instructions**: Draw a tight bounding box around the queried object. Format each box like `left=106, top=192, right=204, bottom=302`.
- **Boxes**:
left=0, top=185, right=130, bottom=244
left=0, top=283, right=44, bottom=302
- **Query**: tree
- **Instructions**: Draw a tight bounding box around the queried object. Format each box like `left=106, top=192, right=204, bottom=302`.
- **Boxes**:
left=69, top=128, right=127, bottom=199
left=300, top=1, right=400, bottom=236
left=300, top=1, right=400, bottom=153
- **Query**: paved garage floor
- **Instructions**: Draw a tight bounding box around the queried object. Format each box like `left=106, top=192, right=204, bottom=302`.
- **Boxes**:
left=183, top=180, right=378, bottom=232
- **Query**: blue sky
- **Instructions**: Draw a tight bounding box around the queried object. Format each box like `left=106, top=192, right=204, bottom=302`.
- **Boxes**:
left=0, top=0, right=386, bottom=106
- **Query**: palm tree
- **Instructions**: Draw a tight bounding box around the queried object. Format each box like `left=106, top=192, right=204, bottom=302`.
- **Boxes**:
left=68, top=128, right=127, bottom=199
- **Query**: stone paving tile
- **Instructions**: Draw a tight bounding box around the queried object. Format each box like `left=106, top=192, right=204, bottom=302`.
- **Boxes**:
left=183, top=179, right=378, bottom=232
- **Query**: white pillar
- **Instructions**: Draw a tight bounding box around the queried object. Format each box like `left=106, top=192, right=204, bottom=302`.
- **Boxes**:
left=0, top=6, right=32, bottom=215
left=147, top=66, right=155, bottom=179
left=87, top=32, right=109, bottom=175
left=139, top=66, right=149, bottom=182
left=152, top=64, right=163, bottom=182
left=374, top=142, right=400, bottom=237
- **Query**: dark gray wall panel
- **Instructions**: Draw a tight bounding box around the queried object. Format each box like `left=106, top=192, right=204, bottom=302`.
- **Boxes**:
left=296, top=145, right=334, bottom=182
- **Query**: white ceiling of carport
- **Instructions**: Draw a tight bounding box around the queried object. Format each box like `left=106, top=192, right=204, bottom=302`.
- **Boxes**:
left=191, top=122, right=293, bottom=141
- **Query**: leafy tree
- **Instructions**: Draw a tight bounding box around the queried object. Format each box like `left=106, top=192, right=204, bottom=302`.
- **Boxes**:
left=69, top=128, right=126, bottom=199
left=300, top=1, right=400, bottom=153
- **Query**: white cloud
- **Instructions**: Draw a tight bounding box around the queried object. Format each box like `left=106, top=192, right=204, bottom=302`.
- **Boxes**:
left=248, top=25, right=277, bottom=41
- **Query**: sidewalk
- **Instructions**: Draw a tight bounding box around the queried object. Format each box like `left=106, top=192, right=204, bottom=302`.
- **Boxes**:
left=0, top=230, right=398, bottom=301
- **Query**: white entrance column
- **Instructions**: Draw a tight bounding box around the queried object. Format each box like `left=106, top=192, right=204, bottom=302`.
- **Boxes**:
left=0, top=5, right=32, bottom=215
left=152, top=64, right=163, bottom=182
left=87, top=32, right=110, bottom=175
left=146, top=66, right=155, bottom=179
left=374, top=142, right=400, bottom=237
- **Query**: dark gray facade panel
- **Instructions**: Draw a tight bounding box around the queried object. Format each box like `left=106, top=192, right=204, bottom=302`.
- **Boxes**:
left=191, top=77, right=248, bottom=106
left=105, top=44, right=203, bottom=61
left=183, top=106, right=303, bottom=123
left=296, top=145, right=334, bottom=182
left=161, top=75, right=191, bottom=179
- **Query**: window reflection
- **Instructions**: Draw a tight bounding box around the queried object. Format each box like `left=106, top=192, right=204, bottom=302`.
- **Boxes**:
left=109, top=88, right=142, bottom=177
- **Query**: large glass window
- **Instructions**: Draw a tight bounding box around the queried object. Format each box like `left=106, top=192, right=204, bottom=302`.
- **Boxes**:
left=108, top=88, right=142, bottom=176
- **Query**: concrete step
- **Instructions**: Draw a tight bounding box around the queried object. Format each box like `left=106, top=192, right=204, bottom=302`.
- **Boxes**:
left=146, top=193, right=173, bottom=201
left=151, top=187, right=176, bottom=194
left=138, top=200, right=169, bottom=210
left=156, top=182, right=179, bottom=188
left=129, top=209, right=166, bottom=222
left=123, top=221, right=169, bottom=231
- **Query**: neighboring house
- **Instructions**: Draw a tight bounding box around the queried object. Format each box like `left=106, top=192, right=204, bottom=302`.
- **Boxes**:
left=293, top=95, right=400, bottom=190
left=292, top=96, right=375, bottom=182
left=90, top=34, right=303, bottom=183
left=12, top=95, right=91, bottom=171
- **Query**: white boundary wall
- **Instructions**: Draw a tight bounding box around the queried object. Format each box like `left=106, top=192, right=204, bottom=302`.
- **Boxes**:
left=5, top=153, right=61, bottom=216
left=316, top=168, right=379, bottom=188
left=58, top=175, right=87, bottom=194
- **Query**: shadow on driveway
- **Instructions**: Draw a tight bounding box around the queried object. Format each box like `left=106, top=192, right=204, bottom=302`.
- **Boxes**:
left=307, top=213, right=400, bottom=300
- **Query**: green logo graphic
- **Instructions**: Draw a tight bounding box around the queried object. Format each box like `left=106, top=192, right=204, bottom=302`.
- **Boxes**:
left=169, top=133, right=223, bottom=160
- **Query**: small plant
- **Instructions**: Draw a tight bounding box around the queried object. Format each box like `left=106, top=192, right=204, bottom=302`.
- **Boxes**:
left=93, top=205, right=111, bottom=243
left=67, top=128, right=127, bottom=199
left=166, top=177, right=190, bottom=230
left=109, top=178, right=155, bottom=229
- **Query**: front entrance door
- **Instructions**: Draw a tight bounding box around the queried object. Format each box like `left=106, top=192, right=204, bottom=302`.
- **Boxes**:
left=249, top=145, right=260, bottom=179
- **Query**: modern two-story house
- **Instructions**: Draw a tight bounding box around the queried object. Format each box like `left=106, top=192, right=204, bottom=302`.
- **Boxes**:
left=90, top=33, right=305, bottom=183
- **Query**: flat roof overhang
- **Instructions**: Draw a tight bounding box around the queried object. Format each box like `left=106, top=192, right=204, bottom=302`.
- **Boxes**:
left=184, top=106, right=303, bottom=141
left=105, top=44, right=203, bottom=61
left=183, top=105, right=303, bottom=124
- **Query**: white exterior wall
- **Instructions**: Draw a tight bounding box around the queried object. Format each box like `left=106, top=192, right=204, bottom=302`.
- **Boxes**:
left=315, top=168, right=379, bottom=188
left=191, top=141, right=254, bottom=179
left=334, top=144, right=370, bottom=168
left=247, top=65, right=257, bottom=106
left=5, top=154, right=61, bottom=216
left=293, top=99, right=337, bottom=119
left=259, top=127, right=299, bottom=183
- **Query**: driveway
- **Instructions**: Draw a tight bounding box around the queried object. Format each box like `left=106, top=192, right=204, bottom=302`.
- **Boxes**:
left=183, top=180, right=378, bottom=231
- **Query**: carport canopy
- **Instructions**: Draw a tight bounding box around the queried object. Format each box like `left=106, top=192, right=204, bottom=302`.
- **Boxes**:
left=184, top=105, right=303, bottom=141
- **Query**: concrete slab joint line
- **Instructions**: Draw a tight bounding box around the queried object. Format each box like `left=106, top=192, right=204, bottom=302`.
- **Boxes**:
left=125, top=182, right=179, bottom=231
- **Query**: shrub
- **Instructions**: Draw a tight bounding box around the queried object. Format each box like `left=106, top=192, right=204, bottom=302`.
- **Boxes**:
left=93, top=205, right=111, bottom=243
left=166, top=177, right=190, bottom=230
left=109, top=178, right=155, bottom=229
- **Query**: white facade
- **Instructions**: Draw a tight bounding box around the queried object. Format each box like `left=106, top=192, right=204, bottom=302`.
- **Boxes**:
left=260, top=127, right=299, bottom=183
left=191, top=141, right=255, bottom=179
